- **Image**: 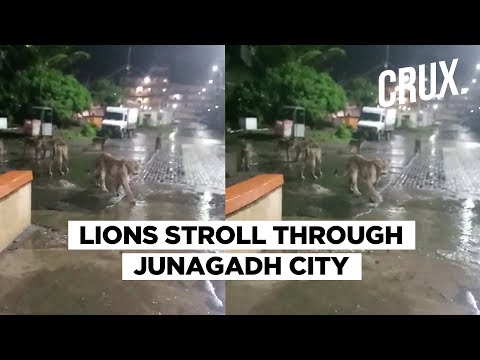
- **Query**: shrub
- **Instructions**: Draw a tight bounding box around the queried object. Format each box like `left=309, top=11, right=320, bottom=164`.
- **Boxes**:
left=81, top=123, right=97, bottom=138
left=334, top=123, right=352, bottom=140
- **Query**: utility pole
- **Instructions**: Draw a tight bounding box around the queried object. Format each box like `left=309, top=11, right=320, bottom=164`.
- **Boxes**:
left=384, top=45, right=390, bottom=69
left=126, top=45, right=132, bottom=73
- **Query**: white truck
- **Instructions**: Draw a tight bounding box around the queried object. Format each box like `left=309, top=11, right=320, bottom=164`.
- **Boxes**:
left=356, top=106, right=397, bottom=141
left=101, top=106, right=138, bottom=139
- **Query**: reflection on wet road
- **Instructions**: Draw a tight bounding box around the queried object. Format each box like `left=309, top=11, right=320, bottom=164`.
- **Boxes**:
left=0, top=120, right=225, bottom=315
left=226, top=122, right=480, bottom=315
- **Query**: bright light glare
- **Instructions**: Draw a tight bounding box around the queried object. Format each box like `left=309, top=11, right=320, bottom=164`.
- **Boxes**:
left=144, top=76, right=151, bottom=84
left=433, top=104, right=439, bottom=110
left=473, top=79, right=477, bottom=84
left=172, top=103, right=178, bottom=109
left=202, top=88, right=206, bottom=92
left=163, top=79, right=168, bottom=83
left=215, top=105, right=219, bottom=109
left=471, top=110, right=475, bottom=113
left=207, top=108, right=211, bottom=112
left=136, top=86, right=143, bottom=93
left=212, top=65, right=218, bottom=72
left=461, top=87, right=469, bottom=94
left=163, top=88, right=167, bottom=92
left=476, top=64, right=480, bottom=70
left=208, top=79, right=213, bottom=84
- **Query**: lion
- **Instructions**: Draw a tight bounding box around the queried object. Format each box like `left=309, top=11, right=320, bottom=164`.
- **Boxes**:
left=275, top=138, right=296, bottom=162
left=239, top=139, right=254, bottom=171
left=334, top=154, right=390, bottom=203
left=348, top=135, right=366, bottom=154
left=300, top=140, right=323, bottom=181
left=39, top=137, right=69, bottom=176
left=0, top=139, right=5, bottom=161
left=23, top=136, right=45, bottom=159
left=91, top=135, right=109, bottom=151
left=94, top=152, right=140, bottom=204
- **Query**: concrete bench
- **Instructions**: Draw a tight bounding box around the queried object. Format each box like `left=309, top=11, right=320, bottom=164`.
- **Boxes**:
left=0, top=170, right=33, bottom=253
left=225, top=174, right=284, bottom=253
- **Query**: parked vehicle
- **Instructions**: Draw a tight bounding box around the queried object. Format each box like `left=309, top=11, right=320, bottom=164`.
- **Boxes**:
left=356, top=106, right=397, bottom=141
left=101, top=107, right=138, bottom=139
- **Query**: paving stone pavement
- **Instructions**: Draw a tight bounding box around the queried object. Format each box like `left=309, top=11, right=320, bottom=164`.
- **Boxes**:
left=391, top=124, right=480, bottom=198
left=135, top=143, right=225, bottom=194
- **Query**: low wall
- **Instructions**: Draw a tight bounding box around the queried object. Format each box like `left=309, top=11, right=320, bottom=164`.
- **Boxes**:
left=0, top=171, right=33, bottom=253
left=225, top=174, right=284, bottom=252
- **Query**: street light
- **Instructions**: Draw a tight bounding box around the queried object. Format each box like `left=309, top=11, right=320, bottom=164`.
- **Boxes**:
left=433, top=104, right=439, bottom=110
left=212, top=65, right=218, bottom=72
left=163, top=79, right=168, bottom=83
left=163, top=88, right=167, bottom=92
left=144, top=76, right=151, bottom=84
left=461, top=87, right=469, bottom=95
left=473, top=79, right=477, bottom=84
left=207, top=108, right=211, bottom=112
left=215, top=105, right=219, bottom=109
left=202, top=88, right=206, bottom=92
left=172, top=103, right=178, bottom=109
left=208, top=79, right=213, bottom=84
left=471, top=110, right=475, bottom=113
left=476, top=64, right=480, bottom=70
left=198, top=92, right=201, bottom=95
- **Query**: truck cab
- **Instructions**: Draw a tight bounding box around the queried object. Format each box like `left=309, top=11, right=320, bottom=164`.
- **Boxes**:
left=357, top=106, right=396, bottom=141
left=101, top=106, right=138, bottom=139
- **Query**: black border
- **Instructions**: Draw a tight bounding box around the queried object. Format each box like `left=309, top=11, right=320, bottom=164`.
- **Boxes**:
left=1, top=314, right=479, bottom=352
left=1, top=10, right=480, bottom=44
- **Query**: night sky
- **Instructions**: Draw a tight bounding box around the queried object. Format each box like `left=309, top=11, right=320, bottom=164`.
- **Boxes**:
left=74, top=45, right=480, bottom=88
left=337, top=45, right=480, bottom=85
left=75, top=45, right=225, bottom=85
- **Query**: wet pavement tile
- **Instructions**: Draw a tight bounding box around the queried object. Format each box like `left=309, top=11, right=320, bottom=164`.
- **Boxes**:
left=0, top=121, right=226, bottom=315
left=225, top=122, right=480, bottom=315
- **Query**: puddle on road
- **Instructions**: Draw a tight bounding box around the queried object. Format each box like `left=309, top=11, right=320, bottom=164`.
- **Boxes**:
left=226, top=129, right=480, bottom=314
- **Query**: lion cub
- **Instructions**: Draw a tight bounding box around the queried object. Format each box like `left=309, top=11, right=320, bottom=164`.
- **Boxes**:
left=94, top=152, right=140, bottom=204
left=334, top=154, right=389, bottom=203
left=300, top=140, right=323, bottom=181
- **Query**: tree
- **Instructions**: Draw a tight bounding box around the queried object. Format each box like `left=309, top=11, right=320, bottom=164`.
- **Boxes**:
left=226, top=81, right=266, bottom=127
left=262, top=62, right=347, bottom=126
left=343, top=77, right=378, bottom=108
left=226, top=45, right=346, bottom=85
left=89, top=78, right=123, bottom=106
left=12, top=65, right=91, bottom=125
left=0, top=45, right=90, bottom=75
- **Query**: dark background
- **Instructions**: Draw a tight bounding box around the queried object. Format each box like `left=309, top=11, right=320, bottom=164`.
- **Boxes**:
left=75, top=45, right=225, bottom=84
left=74, top=45, right=478, bottom=86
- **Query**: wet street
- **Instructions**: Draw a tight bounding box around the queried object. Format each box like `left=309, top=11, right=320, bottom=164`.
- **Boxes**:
left=0, top=120, right=226, bottom=315
left=227, top=122, right=480, bottom=315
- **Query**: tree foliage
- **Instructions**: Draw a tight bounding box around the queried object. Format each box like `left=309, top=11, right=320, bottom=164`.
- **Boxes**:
left=89, top=78, right=123, bottom=106
left=0, top=45, right=92, bottom=124
left=226, top=46, right=348, bottom=127
left=0, top=45, right=90, bottom=74
left=12, top=65, right=91, bottom=124
left=263, top=62, right=346, bottom=125
left=343, top=76, right=378, bottom=107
